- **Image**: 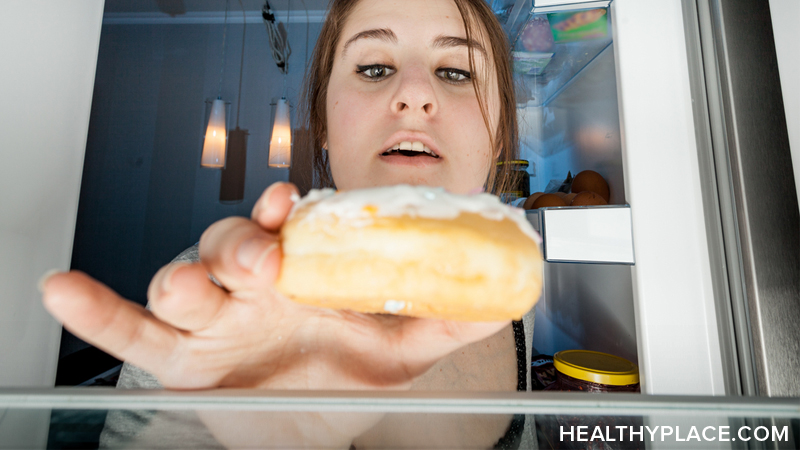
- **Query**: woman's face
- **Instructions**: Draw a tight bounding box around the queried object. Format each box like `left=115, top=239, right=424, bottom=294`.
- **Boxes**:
left=325, top=0, right=500, bottom=194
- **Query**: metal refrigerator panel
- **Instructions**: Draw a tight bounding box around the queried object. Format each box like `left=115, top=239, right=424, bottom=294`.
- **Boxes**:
left=696, top=0, right=800, bottom=396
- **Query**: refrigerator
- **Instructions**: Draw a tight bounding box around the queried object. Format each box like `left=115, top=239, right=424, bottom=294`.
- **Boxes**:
left=1, top=0, right=799, bottom=448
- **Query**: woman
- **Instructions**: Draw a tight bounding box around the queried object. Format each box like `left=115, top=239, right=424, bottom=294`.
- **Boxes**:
left=43, top=0, right=532, bottom=447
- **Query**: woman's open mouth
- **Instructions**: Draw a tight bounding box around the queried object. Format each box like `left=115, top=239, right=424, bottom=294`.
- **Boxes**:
left=381, top=141, right=440, bottom=158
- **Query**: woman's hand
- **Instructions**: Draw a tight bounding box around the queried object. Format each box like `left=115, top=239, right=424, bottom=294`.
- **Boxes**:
left=41, top=182, right=509, bottom=390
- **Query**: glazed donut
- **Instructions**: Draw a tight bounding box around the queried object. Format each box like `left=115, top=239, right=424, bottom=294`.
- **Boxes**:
left=275, top=185, right=543, bottom=321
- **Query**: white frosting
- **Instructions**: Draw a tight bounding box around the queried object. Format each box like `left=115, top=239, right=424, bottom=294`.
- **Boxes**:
left=383, top=300, right=406, bottom=313
left=289, top=185, right=542, bottom=243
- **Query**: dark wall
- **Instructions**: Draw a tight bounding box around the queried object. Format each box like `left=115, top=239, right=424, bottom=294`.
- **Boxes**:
left=61, top=19, right=322, bottom=368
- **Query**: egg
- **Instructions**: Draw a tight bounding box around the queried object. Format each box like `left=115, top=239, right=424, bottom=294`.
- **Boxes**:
left=571, top=170, right=610, bottom=203
left=531, top=193, right=568, bottom=209
left=523, top=192, right=545, bottom=210
left=564, top=193, right=578, bottom=204
left=570, top=191, right=608, bottom=206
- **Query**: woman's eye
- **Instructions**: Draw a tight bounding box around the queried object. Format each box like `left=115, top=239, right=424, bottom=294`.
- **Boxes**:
left=356, top=65, right=396, bottom=80
left=437, top=68, right=471, bottom=83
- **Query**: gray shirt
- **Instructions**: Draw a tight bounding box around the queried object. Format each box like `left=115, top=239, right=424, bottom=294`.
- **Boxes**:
left=100, top=244, right=538, bottom=449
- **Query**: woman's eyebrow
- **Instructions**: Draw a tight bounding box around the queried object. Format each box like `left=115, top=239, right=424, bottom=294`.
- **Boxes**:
left=341, top=28, right=398, bottom=57
left=431, top=35, right=487, bottom=59
left=340, top=30, right=487, bottom=60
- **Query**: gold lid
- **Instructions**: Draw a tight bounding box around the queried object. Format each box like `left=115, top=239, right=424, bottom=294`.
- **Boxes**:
left=554, top=350, right=639, bottom=386
left=496, top=160, right=529, bottom=166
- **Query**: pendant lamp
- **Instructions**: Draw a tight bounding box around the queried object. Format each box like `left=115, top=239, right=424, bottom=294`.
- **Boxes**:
left=264, top=0, right=293, bottom=169
left=201, top=98, right=228, bottom=168
left=268, top=97, right=292, bottom=168
left=201, top=0, right=230, bottom=169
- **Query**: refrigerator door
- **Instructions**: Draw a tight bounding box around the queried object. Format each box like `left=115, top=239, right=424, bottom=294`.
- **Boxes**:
left=602, top=0, right=731, bottom=395
left=689, top=0, right=800, bottom=396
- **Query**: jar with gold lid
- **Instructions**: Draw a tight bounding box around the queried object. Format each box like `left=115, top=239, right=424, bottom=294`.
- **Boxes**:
left=496, top=160, right=530, bottom=203
left=545, top=350, right=640, bottom=392
left=537, top=350, right=643, bottom=449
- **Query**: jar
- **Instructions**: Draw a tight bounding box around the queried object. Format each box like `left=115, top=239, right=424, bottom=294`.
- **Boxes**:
left=496, top=160, right=531, bottom=203
left=545, top=350, right=640, bottom=392
left=537, top=350, right=643, bottom=449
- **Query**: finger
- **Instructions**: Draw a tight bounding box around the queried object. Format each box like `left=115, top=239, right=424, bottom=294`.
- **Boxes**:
left=198, top=217, right=282, bottom=294
left=251, top=182, right=299, bottom=232
left=148, top=262, right=228, bottom=332
left=41, top=271, right=180, bottom=376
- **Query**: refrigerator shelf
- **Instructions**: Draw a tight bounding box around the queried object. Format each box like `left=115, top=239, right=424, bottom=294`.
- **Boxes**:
left=526, top=205, right=634, bottom=264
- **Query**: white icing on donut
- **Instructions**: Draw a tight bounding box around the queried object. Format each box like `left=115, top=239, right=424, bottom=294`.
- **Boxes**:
left=383, top=299, right=406, bottom=313
left=289, top=185, right=542, bottom=243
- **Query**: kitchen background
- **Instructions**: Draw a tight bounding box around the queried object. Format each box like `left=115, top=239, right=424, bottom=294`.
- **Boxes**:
left=59, top=1, right=325, bottom=382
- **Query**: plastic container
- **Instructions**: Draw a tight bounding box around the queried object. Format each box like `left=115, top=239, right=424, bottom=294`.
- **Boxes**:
left=546, top=350, right=640, bottom=392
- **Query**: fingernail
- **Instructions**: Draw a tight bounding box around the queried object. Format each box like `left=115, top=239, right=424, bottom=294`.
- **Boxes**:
left=251, top=183, right=282, bottom=220
left=160, top=262, right=190, bottom=293
left=37, top=269, right=62, bottom=293
left=236, top=238, right=277, bottom=274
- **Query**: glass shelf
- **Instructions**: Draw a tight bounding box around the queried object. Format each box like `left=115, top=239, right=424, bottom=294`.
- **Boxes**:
left=2, top=388, right=798, bottom=449
left=516, top=38, right=613, bottom=106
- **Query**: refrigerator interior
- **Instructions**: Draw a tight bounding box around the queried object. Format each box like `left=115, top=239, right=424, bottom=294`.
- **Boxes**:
left=508, top=6, right=638, bottom=365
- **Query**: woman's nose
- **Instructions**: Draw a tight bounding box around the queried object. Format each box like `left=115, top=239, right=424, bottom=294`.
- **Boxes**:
left=391, top=66, right=438, bottom=117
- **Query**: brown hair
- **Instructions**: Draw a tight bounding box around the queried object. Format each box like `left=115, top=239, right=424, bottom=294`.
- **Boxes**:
left=299, top=0, right=518, bottom=195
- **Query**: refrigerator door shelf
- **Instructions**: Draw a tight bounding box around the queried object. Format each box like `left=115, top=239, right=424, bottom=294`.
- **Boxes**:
left=526, top=205, right=634, bottom=264
left=511, top=4, right=614, bottom=106
left=532, top=0, right=611, bottom=14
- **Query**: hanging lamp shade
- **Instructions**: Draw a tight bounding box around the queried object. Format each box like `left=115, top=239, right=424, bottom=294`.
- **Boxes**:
left=201, top=98, right=228, bottom=168
left=268, top=98, right=292, bottom=168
